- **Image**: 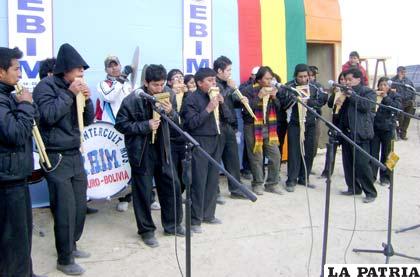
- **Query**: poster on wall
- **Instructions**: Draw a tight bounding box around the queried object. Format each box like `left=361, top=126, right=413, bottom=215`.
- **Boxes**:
left=183, top=0, right=212, bottom=74
left=8, top=0, right=53, bottom=91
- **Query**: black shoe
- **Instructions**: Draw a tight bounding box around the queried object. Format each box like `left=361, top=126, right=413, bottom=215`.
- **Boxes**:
left=230, top=192, right=247, bottom=199
left=57, top=263, right=85, bottom=276
left=142, top=235, right=159, bottom=248
left=191, top=225, right=202, bottom=233
left=86, top=206, right=98, bottom=214
left=340, top=190, right=362, bottom=196
left=320, top=171, right=328, bottom=178
left=363, top=196, right=376, bottom=203
left=72, top=249, right=91, bottom=258
left=297, top=180, right=316, bottom=189
left=380, top=179, right=390, bottom=186
left=164, top=226, right=186, bottom=237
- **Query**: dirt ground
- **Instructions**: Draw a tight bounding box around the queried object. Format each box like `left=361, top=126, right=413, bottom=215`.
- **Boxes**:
left=31, top=124, right=420, bottom=277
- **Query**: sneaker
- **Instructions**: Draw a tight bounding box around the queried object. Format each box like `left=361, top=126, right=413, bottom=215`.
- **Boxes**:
left=56, top=263, right=85, bottom=276
left=142, top=236, right=159, bottom=248
left=285, top=185, right=295, bottom=192
left=203, top=218, right=222, bottom=224
left=264, top=185, right=283, bottom=195
left=164, top=226, right=186, bottom=237
left=363, top=196, right=376, bottom=203
left=116, top=201, right=129, bottom=212
left=191, top=225, right=202, bottom=233
left=216, top=195, right=226, bottom=205
left=72, top=249, right=90, bottom=259
left=252, top=185, right=264, bottom=195
left=150, top=201, right=161, bottom=210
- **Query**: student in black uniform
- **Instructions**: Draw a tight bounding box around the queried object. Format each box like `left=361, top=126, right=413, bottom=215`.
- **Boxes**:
left=181, top=67, right=229, bottom=233
left=337, top=68, right=377, bottom=203
left=213, top=56, right=248, bottom=200
left=33, top=43, right=95, bottom=276
left=279, top=64, right=327, bottom=192
left=371, top=77, right=401, bottom=186
left=115, top=64, right=184, bottom=247
left=0, top=47, right=45, bottom=277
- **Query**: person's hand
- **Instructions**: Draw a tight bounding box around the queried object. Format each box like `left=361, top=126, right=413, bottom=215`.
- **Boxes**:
left=206, top=96, right=220, bottom=113
left=122, top=65, right=133, bottom=76
left=269, top=87, right=278, bottom=98
left=16, top=87, right=33, bottom=103
left=81, top=84, right=91, bottom=98
left=216, top=93, right=224, bottom=104
left=335, top=96, right=344, bottom=106
left=69, top=79, right=86, bottom=96
left=160, top=100, right=173, bottom=114
left=240, top=97, right=249, bottom=105
left=148, top=119, right=160, bottom=130
left=258, top=88, right=269, bottom=99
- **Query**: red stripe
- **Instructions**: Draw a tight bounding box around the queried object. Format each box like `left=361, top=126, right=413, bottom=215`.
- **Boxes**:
left=237, top=0, right=262, bottom=83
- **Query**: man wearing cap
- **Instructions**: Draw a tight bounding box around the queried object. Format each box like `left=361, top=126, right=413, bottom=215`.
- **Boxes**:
left=96, top=56, right=132, bottom=124
left=391, top=66, right=416, bottom=140
left=33, top=43, right=95, bottom=275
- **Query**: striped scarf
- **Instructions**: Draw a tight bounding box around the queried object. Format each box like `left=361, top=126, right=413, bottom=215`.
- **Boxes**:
left=253, top=90, right=279, bottom=153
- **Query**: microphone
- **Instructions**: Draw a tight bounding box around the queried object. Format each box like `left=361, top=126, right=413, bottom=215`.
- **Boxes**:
left=328, top=80, right=349, bottom=90
left=387, top=80, right=416, bottom=91
left=271, top=80, right=302, bottom=97
left=134, top=88, right=157, bottom=103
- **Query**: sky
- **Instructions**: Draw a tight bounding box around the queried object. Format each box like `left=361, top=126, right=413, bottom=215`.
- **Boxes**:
left=339, top=0, right=420, bottom=75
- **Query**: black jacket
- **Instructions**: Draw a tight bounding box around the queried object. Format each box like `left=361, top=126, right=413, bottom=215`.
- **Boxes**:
left=0, top=82, right=35, bottom=183
left=216, top=77, right=241, bottom=130
left=277, top=80, right=327, bottom=127
left=115, top=89, right=179, bottom=167
left=338, top=84, right=376, bottom=142
left=391, top=76, right=415, bottom=104
left=181, top=88, right=232, bottom=136
left=241, top=84, right=281, bottom=125
left=33, top=76, right=95, bottom=151
left=374, top=92, right=402, bottom=131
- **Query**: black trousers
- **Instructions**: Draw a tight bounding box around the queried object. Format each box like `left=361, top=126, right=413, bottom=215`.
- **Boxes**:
left=131, top=166, right=182, bottom=237
left=286, top=124, right=316, bottom=186
left=277, top=122, right=288, bottom=158
left=0, top=183, right=32, bottom=277
left=321, top=135, right=339, bottom=176
left=398, top=103, right=416, bottom=138
left=219, top=125, right=242, bottom=194
left=241, top=136, right=251, bottom=172
left=341, top=139, right=377, bottom=198
left=191, top=136, right=220, bottom=226
left=371, top=129, right=393, bottom=182
left=45, top=152, right=87, bottom=265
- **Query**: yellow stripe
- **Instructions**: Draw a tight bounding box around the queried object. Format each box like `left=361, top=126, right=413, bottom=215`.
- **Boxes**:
left=260, top=0, right=288, bottom=81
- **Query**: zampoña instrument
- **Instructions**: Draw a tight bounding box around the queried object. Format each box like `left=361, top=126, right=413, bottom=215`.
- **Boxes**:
left=75, top=77, right=86, bottom=152
left=152, top=92, right=170, bottom=143
left=209, top=87, right=221, bottom=134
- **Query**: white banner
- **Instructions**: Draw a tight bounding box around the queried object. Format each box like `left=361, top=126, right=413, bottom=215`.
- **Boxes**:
left=8, top=0, right=53, bottom=91
left=183, top=0, right=212, bottom=74
left=325, top=264, right=420, bottom=277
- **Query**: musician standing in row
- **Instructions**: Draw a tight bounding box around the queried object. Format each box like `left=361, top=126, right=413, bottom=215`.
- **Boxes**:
left=391, top=66, right=415, bottom=140
left=33, top=43, right=95, bottom=275
left=242, top=66, right=283, bottom=196
left=214, top=56, right=247, bottom=200
left=115, top=64, right=184, bottom=247
left=181, top=67, right=228, bottom=233
left=337, top=68, right=377, bottom=203
left=280, top=64, right=327, bottom=192
left=0, top=47, right=45, bottom=277
left=371, top=77, right=401, bottom=186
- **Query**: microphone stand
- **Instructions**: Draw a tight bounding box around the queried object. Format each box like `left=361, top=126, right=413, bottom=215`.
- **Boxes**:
left=281, top=86, right=387, bottom=276
left=325, top=86, right=420, bottom=263
left=148, top=99, right=257, bottom=277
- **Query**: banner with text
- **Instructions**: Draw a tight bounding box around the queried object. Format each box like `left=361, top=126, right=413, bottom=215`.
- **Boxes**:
left=8, top=0, right=53, bottom=91
left=183, top=0, right=212, bottom=74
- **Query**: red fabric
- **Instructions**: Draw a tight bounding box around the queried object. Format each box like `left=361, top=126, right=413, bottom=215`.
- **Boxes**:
left=95, top=98, right=103, bottom=120
left=341, top=61, right=369, bottom=85
left=237, top=0, right=262, bottom=83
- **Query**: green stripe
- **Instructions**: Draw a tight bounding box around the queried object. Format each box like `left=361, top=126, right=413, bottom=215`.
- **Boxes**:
left=284, top=0, right=307, bottom=81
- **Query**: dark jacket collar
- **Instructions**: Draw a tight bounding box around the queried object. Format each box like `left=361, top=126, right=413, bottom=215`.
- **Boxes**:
left=0, top=82, right=15, bottom=95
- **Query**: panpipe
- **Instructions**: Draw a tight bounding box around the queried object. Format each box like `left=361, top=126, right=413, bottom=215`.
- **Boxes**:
left=262, top=87, right=272, bottom=124
left=173, top=83, right=187, bottom=112
left=75, top=78, right=86, bottom=152
left=375, top=91, right=384, bottom=112
left=333, top=87, right=346, bottom=114
left=209, top=87, right=221, bottom=134
left=15, top=84, right=52, bottom=169
left=232, top=88, right=256, bottom=120
left=152, top=92, right=170, bottom=143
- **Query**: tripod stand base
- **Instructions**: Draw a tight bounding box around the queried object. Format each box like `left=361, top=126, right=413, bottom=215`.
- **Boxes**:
left=353, top=243, right=420, bottom=262
left=395, top=224, right=420, bottom=233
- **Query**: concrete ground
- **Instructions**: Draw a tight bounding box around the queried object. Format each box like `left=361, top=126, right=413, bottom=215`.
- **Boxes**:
left=32, top=124, right=420, bottom=277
